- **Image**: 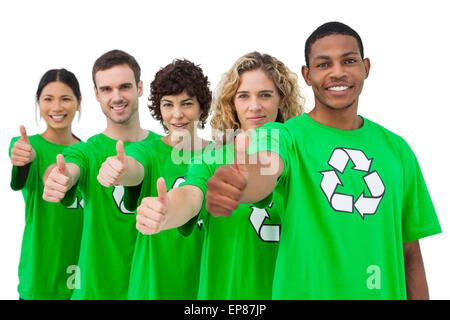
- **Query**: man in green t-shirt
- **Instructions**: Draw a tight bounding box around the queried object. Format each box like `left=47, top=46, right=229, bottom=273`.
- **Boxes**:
left=42, top=50, right=160, bottom=299
left=204, top=22, right=441, bottom=299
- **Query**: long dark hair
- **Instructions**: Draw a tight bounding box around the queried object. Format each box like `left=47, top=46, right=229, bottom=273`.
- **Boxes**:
left=35, top=68, right=82, bottom=141
left=36, top=68, right=82, bottom=102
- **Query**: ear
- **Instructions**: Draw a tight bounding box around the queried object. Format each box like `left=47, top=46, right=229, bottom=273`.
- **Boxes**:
left=94, top=85, right=100, bottom=102
left=77, top=96, right=82, bottom=111
left=301, top=65, right=312, bottom=86
left=363, top=58, right=371, bottom=79
left=137, top=80, right=143, bottom=97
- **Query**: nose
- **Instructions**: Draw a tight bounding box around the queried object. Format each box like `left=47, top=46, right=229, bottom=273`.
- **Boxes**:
left=248, top=95, right=262, bottom=112
left=329, top=63, right=346, bottom=80
left=51, top=99, right=63, bottom=111
left=111, top=88, right=122, bottom=103
left=173, top=105, right=183, bottom=119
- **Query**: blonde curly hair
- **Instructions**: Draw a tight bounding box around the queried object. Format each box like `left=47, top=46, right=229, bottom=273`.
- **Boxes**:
left=210, top=51, right=305, bottom=143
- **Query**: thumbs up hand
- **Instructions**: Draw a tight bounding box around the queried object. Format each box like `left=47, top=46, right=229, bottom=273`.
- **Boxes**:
left=11, top=125, right=36, bottom=166
left=136, top=177, right=169, bottom=235
left=97, top=140, right=128, bottom=187
left=43, top=154, right=70, bottom=203
left=205, top=132, right=249, bottom=217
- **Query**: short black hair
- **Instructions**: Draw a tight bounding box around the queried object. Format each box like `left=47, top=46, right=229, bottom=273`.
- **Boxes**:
left=304, top=22, right=364, bottom=67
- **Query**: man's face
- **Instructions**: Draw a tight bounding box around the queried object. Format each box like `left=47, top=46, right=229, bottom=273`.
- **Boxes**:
left=302, top=34, right=370, bottom=111
left=94, top=64, right=143, bottom=124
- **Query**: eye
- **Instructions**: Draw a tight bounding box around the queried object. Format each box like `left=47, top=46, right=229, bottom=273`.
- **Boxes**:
left=316, top=62, right=329, bottom=68
left=344, top=58, right=357, bottom=64
left=121, top=84, right=132, bottom=90
left=182, top=102, right=193, bottom=107
left=261, top=93, right=272, bottom=99
left=162, top=103, right=173, bottom=108
left=63, top=97, right=72, bottom=101
left=43, top=97, right=52, bottom=102
left=236, top=93, right=248, bottom=99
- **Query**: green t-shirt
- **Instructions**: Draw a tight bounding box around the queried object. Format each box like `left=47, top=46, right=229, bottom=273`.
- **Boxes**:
left=180, top=143, right=282, bottom=300
left=124, top=138, right=209, bottom=300
left=62, top=131, right=160, bottom=300
left=8, top=134, right=84, bottom=300
left=248, top=113, right=441, bottom=300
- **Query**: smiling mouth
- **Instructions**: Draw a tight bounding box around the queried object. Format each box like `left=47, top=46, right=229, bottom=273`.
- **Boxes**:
left=49, top=115, right=67, bottom=120
left=172, top=123, right=188, bottom=128
left=326, top=85, right=353, bottom=92
left=111, top=104, right=127, bottom=111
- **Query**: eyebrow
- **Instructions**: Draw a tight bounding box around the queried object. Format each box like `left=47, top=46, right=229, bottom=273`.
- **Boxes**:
left=42, top=94, right=72, bottom=97
left=236, top=90, right=275, bottom=94
left=162, top=98, right=194, bottom=103
left=312, top=51, right=360, bottom=61
left=98, top=82, right=133, bottom=90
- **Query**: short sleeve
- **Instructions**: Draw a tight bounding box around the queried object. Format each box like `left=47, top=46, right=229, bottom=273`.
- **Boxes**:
left=61, top=142, right=88, bottom=206
left=180, top=155, right=216, bottom=198
left=123, top=141, right=154, bottom=212
left=401, top=142, right=441, bottom=243
left=248, top=122, right=292, bottom=182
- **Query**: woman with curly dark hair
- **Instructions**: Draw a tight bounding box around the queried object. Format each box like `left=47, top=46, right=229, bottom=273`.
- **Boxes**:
left=129, top=52, right=306, bottom=299
left=97, top=58, right=212, bottom=299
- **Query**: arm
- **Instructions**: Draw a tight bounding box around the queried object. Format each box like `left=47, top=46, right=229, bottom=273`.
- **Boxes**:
left=136, top=180, right=203, bottom=235
left=404, top=240, right=429, bottom=300
left=97, top=140, right=145, bottom=187
left=43, top=154, right=81, bottom=203
left=205, top=133, right=284, bottom=216
left=240, top=151, right=284, bottom=203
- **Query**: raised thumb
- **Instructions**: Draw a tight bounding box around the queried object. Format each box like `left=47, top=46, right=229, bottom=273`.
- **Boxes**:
left=57, top=154, right=66, bottom=173
left=156, top=177, right=168, bottom=206
left=116, top=140, right=125, bottom=163
left=234, top=132, right=250, bottom=175
left=20, top=125, right=29, bottom=144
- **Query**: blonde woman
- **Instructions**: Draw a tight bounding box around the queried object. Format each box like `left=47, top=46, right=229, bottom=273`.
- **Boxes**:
left=136, top=52, right=305, bottom=299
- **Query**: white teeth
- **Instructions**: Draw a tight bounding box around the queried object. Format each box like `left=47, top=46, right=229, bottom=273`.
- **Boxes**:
left=328, top=86, right=349, bottom=91
left=51, top=115, right=65, bottom=119
left=173, top=124, right=186, bottom=127
left=112, top=105, right=126, bottom=110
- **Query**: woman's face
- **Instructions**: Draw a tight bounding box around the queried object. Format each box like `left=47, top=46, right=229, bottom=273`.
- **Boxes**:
left=38, top=81, right=80, bottom=130
left=160, top=89, right=201, bottom=137
left=233, top=68, right=281, bottom=131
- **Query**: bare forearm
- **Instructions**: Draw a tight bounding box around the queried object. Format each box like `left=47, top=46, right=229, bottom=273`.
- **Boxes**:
left=163, top=185, right=203, bottom=230
left=404, top=240, right=429, bottom=300
left=241, top=151, right=284, bottom=203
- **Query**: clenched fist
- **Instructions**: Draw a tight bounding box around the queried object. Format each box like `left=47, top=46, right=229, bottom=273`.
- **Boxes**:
left=11, top=125, right=36, bottom=166
left=136, top=177, right=169, bottom=235
left=43, top=154, right=70, bottom=203
left=97, top=140, right=127, bottom=187
left=205, top=133, right=249, bottom=217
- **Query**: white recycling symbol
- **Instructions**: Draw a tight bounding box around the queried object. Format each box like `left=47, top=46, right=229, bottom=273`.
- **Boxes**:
left=319, top=147, right=385, bottom=219
left=249, top=202, right=280, bottom=242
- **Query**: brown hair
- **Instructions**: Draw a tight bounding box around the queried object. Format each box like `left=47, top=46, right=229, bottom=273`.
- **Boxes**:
left=148, top=59, right=212, bottom=131
left=210, top=51, right=305, bottom=142
left=92, top=49, right=141, bottom=87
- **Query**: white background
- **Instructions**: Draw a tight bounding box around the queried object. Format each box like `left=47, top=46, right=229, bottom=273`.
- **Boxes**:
left=1, top=0, right=449, bottom=299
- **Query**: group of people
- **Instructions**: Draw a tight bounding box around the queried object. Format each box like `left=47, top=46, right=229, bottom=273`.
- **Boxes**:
left=9, top=21, right=441, bottom=300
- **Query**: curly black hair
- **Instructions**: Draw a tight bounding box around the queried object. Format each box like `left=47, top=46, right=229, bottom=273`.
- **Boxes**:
left=148, top=59, right=212, bottom=131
